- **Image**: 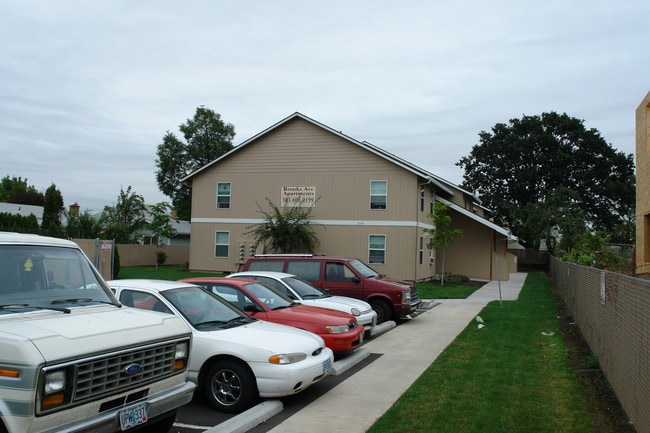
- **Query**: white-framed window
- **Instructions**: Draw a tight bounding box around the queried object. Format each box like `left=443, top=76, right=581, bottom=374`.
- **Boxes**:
left=370, top=180, right=387, bottom=210
left=215, top=231, right=230, bottom=258
left=420, top=189, right=425, bottom=212
left=217, top=182, right=231, bottom=209
left=369, top=234, right=386, bottom=264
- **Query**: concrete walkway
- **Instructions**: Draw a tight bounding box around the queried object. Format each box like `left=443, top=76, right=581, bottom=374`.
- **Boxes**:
left=210, top=273, right=528, bottom=433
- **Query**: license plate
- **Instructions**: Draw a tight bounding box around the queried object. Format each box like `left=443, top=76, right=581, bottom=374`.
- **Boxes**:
left=322, top=358, right=334, bottom=374
left=119, top=402, right=148, bottom=431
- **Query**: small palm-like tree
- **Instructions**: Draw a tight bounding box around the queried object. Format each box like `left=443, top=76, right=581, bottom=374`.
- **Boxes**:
left=245, top=198, right=321, bottom=253
left=425, top=202, right=462, bottom=285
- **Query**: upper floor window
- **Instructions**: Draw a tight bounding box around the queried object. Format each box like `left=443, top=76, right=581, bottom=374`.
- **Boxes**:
left=217, top=182, right=231, bottom=209
left=369, top=234, right=386, bottom=264
left=370, top=180, right=387, bottom=210
left=420, top=189, right=425, bottom=212
left=215, top=231, right=230, bottom=258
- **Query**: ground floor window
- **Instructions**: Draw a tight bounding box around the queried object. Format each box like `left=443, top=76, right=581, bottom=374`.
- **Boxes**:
left=215, top=231, right=230, bottom=258
left=369, top=234, right=386, bottom=264
left=419, top=236, right=424, bottom=265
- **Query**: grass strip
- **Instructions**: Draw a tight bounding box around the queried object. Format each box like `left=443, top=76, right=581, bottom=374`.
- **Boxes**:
left=416, top=281, right=482, bottom=299
left=368, top=272, right=593, bottom=433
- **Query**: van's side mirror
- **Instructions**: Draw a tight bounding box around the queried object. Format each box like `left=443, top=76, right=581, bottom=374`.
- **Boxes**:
left=351, top=276, right=360, bottom=284
left=244, top=304, right=262, bottom=313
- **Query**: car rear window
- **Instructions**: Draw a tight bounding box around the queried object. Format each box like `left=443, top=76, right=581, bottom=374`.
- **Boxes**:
left=247, top=260, right=284, bottom=272
left=286, top=261, right=321, bottom=281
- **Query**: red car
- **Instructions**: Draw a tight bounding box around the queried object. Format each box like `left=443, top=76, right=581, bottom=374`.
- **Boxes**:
left=180, top=277, right=364, bottom=353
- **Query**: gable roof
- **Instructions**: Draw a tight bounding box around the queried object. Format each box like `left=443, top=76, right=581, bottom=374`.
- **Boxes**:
left=181, top=112, right=480, bottom=202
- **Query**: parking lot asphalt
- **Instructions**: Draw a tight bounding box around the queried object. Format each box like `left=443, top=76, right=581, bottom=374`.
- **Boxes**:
left=204, top=273, right=527, bottom=433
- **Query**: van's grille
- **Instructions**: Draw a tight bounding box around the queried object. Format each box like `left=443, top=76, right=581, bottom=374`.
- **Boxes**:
left=73, top=341, right=178, bottom=402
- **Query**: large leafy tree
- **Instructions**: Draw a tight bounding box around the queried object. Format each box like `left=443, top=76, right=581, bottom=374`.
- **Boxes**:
left=457, top=112, right=635, bottom=250
left=41, top=184, right=64, bottom=238
left=100, top=186, right=147, bottom=244
left=245, top=198, right=321, bottom=253
left=155, top=107, right=235, bottom=220
left=0, top=175, right=44, bottom=205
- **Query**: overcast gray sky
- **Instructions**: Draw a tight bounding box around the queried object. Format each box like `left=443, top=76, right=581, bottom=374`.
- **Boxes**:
left=1, top=1, right=648, bottom=213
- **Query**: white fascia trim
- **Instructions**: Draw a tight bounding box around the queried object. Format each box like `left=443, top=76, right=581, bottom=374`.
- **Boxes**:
left=192, top=218, right=434, bottom=230
left=436, top=197, right=517, bottom=240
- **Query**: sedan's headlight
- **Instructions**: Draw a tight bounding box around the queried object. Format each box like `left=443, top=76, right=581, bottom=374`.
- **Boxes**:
left=325, top=324, right=349, bottom=334
left=350, top=308, right=361, bottom=316
left=269, top=353, right=307, bottom=364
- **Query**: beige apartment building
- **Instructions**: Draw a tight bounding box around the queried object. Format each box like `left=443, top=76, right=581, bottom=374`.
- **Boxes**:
left=183, top=112, right=516, bottom=282
left=637, top=91, right=650, bottom=277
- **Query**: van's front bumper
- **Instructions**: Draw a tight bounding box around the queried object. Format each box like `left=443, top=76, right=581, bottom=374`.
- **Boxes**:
left=27, top=381, right=196, bottom=433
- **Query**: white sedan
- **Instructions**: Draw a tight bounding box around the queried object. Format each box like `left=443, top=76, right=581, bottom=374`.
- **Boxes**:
left=109, top=279, right=334, bottom=413
left=228, top=271, right=378, bottom=331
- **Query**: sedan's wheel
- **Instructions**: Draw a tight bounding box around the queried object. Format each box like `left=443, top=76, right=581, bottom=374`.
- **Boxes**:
left=370, top=299, right=393, bottom=323
left=204, top=360, right=258, bottom=413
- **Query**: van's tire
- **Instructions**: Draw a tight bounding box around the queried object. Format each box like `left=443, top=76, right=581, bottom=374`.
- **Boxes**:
left=370, top=299, right=393, bottom=323
left=204, top=360, right=258, bottom=413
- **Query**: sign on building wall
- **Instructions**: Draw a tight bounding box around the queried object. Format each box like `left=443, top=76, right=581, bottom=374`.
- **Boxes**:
left=281, top=186, right=316, bottom=207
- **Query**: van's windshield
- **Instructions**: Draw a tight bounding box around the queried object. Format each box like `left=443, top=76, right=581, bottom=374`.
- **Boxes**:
left=0, top=245, right=116, bottom=313
left=348, top=259, right=379, bottom=278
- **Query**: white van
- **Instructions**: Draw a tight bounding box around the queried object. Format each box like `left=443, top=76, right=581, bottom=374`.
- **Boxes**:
left=0, top=233, right=195, bottom=433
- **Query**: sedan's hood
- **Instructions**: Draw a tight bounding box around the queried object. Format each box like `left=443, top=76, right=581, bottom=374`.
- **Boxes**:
left=270, top=304, right=355, bottom=325
left=305, top=296, right=372, bottom=313
left=199, top=320, right=325, bottom=353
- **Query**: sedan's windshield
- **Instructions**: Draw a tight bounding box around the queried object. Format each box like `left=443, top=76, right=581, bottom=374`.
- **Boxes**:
left=0, top=245, right=115, bottom=314
left=244, top=282, right=295, bottom=309
left=283, top=277, right=328, bottom=299
left=162, top=286, right=251, bottom=328
left=348, top=259, right=379, bottom=278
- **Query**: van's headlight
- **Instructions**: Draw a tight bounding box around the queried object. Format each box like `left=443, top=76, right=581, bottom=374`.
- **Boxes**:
left=269, top=353, right=307, bottom=364
left=325, top=324, right=349, bottom=334
left=44, top=370, right=66, bottom=394
left=173, top=341, right=190, bottom=371
left=402, top=291, right=411, bottom=303
left=350, top=308, right=361, bottom=316
left=41, top=369, right=69, bottom=411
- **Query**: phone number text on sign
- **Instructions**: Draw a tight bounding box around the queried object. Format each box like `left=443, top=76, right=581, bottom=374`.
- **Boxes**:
left=281, top=186, right=316, bottom=207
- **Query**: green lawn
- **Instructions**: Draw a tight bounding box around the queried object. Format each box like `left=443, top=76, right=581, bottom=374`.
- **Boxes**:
left=368, top=273, right=593, bottom=433
left=416, top=281, right=482, bottom=299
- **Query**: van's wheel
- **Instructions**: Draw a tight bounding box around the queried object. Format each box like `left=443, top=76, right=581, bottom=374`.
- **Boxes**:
left=370, top=299, right=393, bottom=323
left=204, top=360, right=258, bottom=413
